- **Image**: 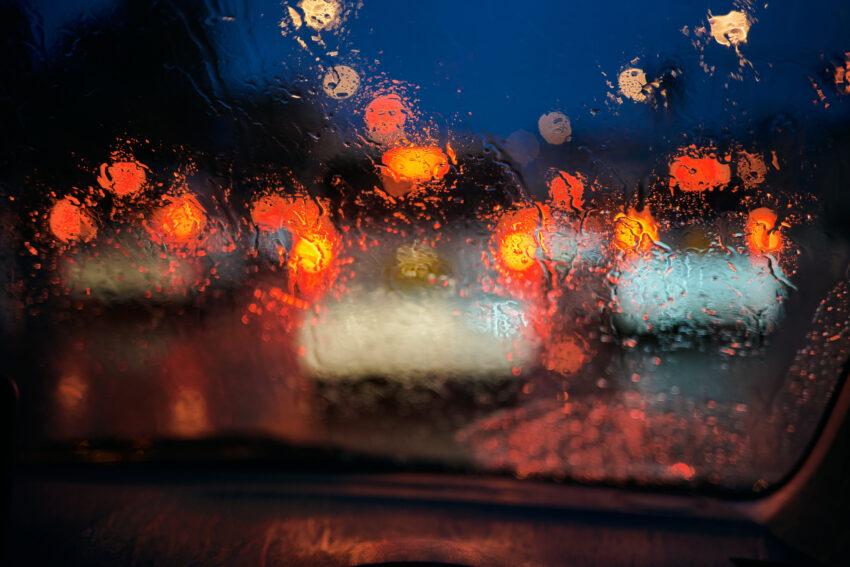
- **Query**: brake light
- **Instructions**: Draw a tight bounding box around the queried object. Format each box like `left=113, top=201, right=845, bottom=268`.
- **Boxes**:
left=668, top=151, right=731, bottom=193
left=49, top=196, right=97, bottom=243
left=250, top=194, right=329, bottom=233
left=97, top=160, right=147, bottom=197
left=147, top=194, right=207, bottom=245
left=250, top=194, right=291, bottom=232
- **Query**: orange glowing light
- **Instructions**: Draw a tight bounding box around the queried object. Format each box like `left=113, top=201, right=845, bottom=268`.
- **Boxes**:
left=290, top=232, right=335, bottom=274
left=500, top=232, right=538, bottom=271
left=250, top=194, right=290, bottom=232
left=495, top=208, right=543, bottom=273
left=97, top=160, right=147, bottom=197
left=251, top=194, right=331, bottom=233
left=446, top=141, right=457, bottom=164
left=250, top=194, right=339, bottom=278
left=669, top=154, right=731, bottom=193
left=382, top=146, right=450, bottom=183
left=668, top=462, right=696, bottom=480
left=548, top=170, right=585, bottom=210
left=364, top=94, right=407, bottom=137
left=49, top=196, right=97, bottom=243
left=148, top=194, right=207, bottom=245
left=612, top=208, right=659, bottom=254
left=746, top=207, right=782, bottom=254
left=170, top=387, right=210, bottom=437
left=56, top=374, right=87, bottom=411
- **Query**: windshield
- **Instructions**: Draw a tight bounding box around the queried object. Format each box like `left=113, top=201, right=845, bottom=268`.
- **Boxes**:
left=3, top=0, right=850, bottom=493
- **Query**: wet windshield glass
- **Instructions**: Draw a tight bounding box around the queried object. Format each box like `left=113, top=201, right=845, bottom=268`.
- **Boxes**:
left=2, top=0, right=850, bottom=493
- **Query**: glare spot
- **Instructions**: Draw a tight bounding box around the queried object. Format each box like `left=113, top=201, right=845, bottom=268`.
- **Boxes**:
left=382, top=146, right=450, bottom=183
left=299, top=292, right=536, bottom=382
left=322, top=65, right=360, bottom=99
left=617, top=68, right=647, bottom=102
left=708, top=11, right=750, bottom=47
left=300, top=0, right=341, bottom=31
left=537, top=111, right=572, bottom=145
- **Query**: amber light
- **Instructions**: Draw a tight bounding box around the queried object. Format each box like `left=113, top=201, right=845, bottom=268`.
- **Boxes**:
left=668, top=153, right=731, bottom=193
left=49, top=196, right=97, bottom=243
left=289, top=233, right=336, bottom=274
left=746, top=207, right=782, bottom=254
left=97, top=160, right=147, bottom=197
left=382, top=146, right=450, bottom=183
left=147, top=194, right=207, bottom=245
left=612, top=208, right=659, bottom=254
left=494, top=208, right=544, bottom=274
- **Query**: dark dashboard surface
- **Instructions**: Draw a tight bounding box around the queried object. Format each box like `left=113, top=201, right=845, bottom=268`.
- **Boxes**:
left=4, top=469, right=817, bottom=567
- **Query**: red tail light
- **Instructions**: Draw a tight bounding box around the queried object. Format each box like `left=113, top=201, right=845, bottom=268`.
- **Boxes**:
left=97, top=160, right=147, bottom=197
left=147, top=194, right=207, bottom=246
left=49, top=196, right=97, bottom=243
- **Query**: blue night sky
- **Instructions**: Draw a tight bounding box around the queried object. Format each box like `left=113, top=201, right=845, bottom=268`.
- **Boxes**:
left=23, top=0, right=850, bottom=139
